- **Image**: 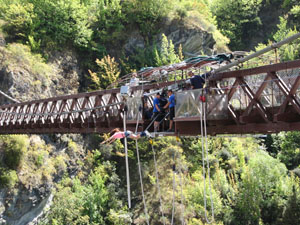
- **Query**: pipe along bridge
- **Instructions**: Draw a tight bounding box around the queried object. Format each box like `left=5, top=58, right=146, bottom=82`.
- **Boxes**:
left=1, top=60, right=300, bottom=136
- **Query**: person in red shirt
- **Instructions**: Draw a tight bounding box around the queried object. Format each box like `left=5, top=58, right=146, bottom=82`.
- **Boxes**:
left=101, top=128, right=150, bottom=145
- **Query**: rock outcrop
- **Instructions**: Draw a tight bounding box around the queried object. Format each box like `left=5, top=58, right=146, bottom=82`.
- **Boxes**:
left=122, top=16, right=224, bottom=59
left=0, top=44, right=80, bottom=105
left=0, top=44, right=84, bottom=225
left=0, top=133, right=86, bottom=225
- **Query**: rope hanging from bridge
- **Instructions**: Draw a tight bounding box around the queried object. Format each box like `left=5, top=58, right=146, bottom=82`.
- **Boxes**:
left=171, top=151, right=177, bottom=225
left=178, top=165, right=185, bottom=225
left=149, top=136, right=186, bottom=224
left=200, top=83, right=215, bottom=223
left=176, top=135, right=186, bottom=225
left=171, top=137, right=187, bottom=225
left=150, top=138, right=166, bottom=225
left=134, top=106, right=150, bottom=224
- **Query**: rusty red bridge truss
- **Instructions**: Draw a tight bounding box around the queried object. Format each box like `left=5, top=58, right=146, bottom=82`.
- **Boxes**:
left=1, top=60, right=300, bottom=136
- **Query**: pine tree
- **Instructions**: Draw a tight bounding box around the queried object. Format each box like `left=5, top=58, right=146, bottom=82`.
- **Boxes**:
left=155, top=33, right=180, bottom=66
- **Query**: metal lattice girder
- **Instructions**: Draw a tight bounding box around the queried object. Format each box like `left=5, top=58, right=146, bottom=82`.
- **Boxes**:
left=1, top=60, right=300, bottom=135
left=240, top=74, right=271, bottom=120
left=0, top=80, right=179, bottom=134
left=270, top=71, right=300, bottom=119
left=237, top=76, right=271, bottom=123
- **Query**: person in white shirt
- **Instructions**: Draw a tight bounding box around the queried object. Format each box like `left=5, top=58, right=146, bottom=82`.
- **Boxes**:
left=129, top=72, right=139, bottom=87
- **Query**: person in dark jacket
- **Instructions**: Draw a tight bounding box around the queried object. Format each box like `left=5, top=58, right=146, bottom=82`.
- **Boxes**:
left=188, top=71, right=206, bottom=89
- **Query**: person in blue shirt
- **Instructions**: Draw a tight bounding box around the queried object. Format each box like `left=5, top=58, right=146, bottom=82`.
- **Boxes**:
left=163, top=90, right=175, bottom=131
left=188, top=71, right=205, bottom=89
left=153, top=92, right=162, bottom=132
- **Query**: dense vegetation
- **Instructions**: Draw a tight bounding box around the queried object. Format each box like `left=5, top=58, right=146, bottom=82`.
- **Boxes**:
left=41, top=136, right=300, bottom=224
left=211, top=0, right=300, bottom=51
left=0, top=0, right=300, bottom=224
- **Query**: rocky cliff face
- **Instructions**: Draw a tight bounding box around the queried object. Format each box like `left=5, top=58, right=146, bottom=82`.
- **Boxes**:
left=0, top=44, right=80, bottom=105
left=123, top=16, right=225, bottom=60
left=0, top=133, right=87, bottom=225
left=0, top=44, right=85, bottom=225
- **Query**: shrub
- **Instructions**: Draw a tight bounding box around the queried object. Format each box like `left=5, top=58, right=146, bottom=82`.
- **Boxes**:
left=278, top=131, right=300, bottom=169
left=54, top=155, right=67, bottom=175
left=0, top=168, right=18, bottom=188
left=1, top=2, right=36, bottom=41
left=68, top=140, right=78, bottom=153
left=1, top=135, right=29, bottom=170
left=4, top=43, right=52, bottom=79
left=88, top=55, right=121, bottom=89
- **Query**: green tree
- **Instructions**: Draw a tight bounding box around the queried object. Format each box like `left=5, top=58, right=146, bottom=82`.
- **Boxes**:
left=31, top=0, right=92, bottom=48
left=232, top=151, right=290, bottom=225
left=124, top=0, right=171, bottom=38
left=89, top=0, right=125, bottom=45
left=280, top=183, right=300, bottom=225
left=44, top=162, right=130, bottom=225
left=154, top=34, right=180, bottom=66
left=277, top=131, right=300, bottom=169
left=1, top=2, right=36, bottom=41
left=0, top=0, right=92, bottom=49
left=1, top=135, right=29, bottom=170
left=211, top=0, right=263, bottom=50
left=273, top=17, right=300, bottom=61
left=88, top=55, right=121, bottom=89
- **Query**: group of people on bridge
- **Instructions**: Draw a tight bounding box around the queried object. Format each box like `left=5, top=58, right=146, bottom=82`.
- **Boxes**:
left=152, top=70, right=207, bottom=132
left=101, top=70, right=209, bottom=146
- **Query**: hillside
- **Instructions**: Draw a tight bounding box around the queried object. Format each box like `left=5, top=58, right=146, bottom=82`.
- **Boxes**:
left=0, top=0, right=300, bottom=224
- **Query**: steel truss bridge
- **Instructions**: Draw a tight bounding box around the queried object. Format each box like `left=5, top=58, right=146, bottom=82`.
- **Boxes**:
left=0, top=60, right=300, bottom=136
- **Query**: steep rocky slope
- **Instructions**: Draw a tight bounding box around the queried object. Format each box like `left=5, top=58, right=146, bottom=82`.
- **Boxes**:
left=0, top=44, right=80, bottom=104
left=0, top=44, right=85, bottom=224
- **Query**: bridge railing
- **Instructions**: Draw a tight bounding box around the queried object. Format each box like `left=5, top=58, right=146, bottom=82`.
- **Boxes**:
left=1, top=59, right=300, bottom=135
left=0, top=80, right=180, bottom=133
left=175, top=89, right=228, bottom=120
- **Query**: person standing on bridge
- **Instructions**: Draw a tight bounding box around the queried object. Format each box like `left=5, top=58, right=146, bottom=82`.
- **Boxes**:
left=129, top=72, right=139, bottom=87
left=153, top=92, right=162, bottom=132
left=163, top=89, right=175, bottom=132
left=187, top=71, right=206, bottom=89
left=101, top=128, right=150, bottom=145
